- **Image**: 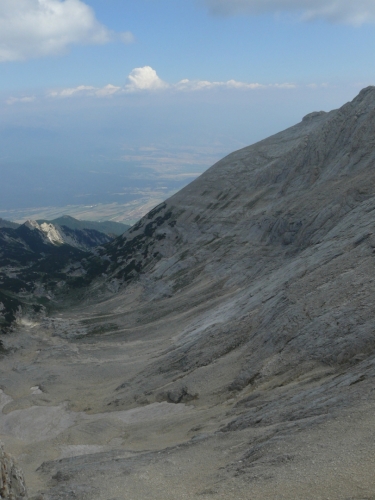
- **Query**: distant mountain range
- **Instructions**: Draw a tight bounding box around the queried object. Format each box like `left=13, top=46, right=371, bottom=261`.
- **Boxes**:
left=0, top=215, right=129, bottom=236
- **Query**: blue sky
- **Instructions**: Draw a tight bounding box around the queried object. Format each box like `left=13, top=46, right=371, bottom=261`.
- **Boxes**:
left=3, top=0, right=375, bottom=89
left=1, top=0, right=375, bottom=215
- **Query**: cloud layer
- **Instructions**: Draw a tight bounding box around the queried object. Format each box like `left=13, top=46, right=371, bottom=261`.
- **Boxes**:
left=203, top=0, right=375, bottom=25
left=0, top=0, right=133, bottom=62
left=44, top=66, right=298, bottom=100
left=5, top=96, right=36, bottom=105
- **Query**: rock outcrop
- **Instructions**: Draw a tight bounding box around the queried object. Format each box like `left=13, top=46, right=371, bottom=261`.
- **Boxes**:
left=23, top=219, right=114, bottom=250
left=0, top=443, right=27, bottom=500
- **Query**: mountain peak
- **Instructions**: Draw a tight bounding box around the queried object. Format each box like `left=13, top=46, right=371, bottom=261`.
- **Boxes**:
left=21, top=219, right=63, bottom=245
left=39, top=222, right=64, bottom=245
left=23, top=219, right=41, bottom=230
left=350, top=85, right=375, bottom=108
left=355, top=84, right=375, bottom=98
left=302, top=110, right=327, bottom=122
left=59, top=215, right=77, bottom=221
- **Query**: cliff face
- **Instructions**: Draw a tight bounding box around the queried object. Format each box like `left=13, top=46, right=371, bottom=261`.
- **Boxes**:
left=0, top=443, right=27, bottom=500
left=22, top=220, right=114, bottom=250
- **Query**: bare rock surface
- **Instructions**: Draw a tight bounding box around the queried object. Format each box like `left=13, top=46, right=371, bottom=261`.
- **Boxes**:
left=0, top=441, right=27, bottom=499
left=2, top=88, right=375, bottom=498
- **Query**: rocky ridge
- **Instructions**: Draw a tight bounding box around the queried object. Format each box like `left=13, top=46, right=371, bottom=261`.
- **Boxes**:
left=36, top=215, right=129, bottom=237
left=22, top=219, right=114, bottom=251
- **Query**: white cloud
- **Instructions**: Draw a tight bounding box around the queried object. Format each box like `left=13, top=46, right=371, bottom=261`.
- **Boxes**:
left=123, top=67, right=296, bottom=92
left=6, top=96, right=36, bottom=105
left=49, top=85, right=95, bottom=97
left=49, top=67, right=168, bottom=98
left=95, top=84, right=122, bottom=97
left=174, top=78, right=297, bottom=91
left=0, top=0, right=134, bottom=62
left=124, top=66, right=169, bottom=92
left=48, top=84, right=121, bottom=98
left=203, top=0, right=375, bottom=25
left=46, top=66, right=304, bottom=100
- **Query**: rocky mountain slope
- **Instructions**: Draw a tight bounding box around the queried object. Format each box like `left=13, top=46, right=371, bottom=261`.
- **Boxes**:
left=23, top=219, right=116, bottom=250
left=0, top=218, right=19, bottom=230
left=0, top=220, right=114, bottom=333
left=2, top=88, right=375, bottom=499
left=37, top=215, right=129, bottom=237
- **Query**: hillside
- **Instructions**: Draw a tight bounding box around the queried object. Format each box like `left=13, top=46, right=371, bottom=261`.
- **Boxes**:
left=37, top=215, right=129, bottom=237
left=0, top=221, right=111, bottom=332
left=2, top=88, right=375, bottom=499
left=0, top=218, right=19, bottom=229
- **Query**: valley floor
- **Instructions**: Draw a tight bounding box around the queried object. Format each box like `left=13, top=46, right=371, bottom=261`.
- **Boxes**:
left=1, top=309, right=375, bottom=500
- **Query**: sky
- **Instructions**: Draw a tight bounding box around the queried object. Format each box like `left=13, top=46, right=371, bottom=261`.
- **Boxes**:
left=1, top=0, right=375, bottom=216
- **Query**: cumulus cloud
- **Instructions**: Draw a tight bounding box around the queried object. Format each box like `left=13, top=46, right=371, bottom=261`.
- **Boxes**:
left=45, top=66, right=303, bottom=100
left=48, top=67, right=167, bottom=98
left=124, top=66, right=169, bottom=92
left=122, top=67, right=296, bottom=92
left=0, top=0, right=133, bottom=62
left=203, top=0, right=375, bottom=25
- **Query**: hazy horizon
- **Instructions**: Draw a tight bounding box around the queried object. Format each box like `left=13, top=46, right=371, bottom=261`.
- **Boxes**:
left=2, top=1, right=375, bottom=217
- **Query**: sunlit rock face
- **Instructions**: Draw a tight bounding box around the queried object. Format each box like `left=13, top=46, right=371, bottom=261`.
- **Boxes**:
left=22, top=219, right=113, bottom=250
